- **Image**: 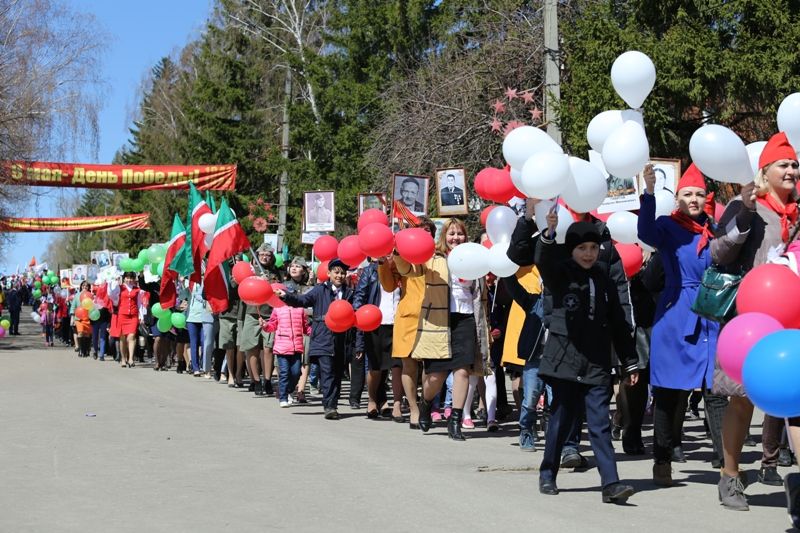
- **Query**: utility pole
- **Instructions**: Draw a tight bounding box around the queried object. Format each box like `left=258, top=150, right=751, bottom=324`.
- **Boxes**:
left=543, top=0, right=562, bottom=145
left=277, top=66, right=291, bottom=252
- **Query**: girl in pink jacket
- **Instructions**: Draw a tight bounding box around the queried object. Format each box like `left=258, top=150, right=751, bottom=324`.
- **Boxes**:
left=263, top=305, right=311, bottom=407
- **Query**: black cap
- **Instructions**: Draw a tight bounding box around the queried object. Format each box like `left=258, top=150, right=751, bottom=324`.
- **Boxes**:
left=564, top=221, right=601, bottom=254
left=327, top=258, right=349, bottom=272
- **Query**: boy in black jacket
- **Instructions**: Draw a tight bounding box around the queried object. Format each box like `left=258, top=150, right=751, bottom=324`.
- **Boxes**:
left=536, top=211, right=639, bottom=504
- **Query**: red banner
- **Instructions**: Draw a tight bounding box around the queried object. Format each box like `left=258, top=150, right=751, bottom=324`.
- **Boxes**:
left=0, top=213, right=150, bottom=232
left=4, top=161, right=236, bottom=191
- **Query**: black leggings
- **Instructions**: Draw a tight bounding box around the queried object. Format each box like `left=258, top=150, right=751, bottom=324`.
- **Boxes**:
left=652, top=387, right=690, bottom=463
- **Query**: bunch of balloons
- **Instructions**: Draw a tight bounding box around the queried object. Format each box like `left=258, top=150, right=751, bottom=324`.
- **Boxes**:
left=118, top=243, right=168, bottom=273
left=151, top=302, right=187, bottom=332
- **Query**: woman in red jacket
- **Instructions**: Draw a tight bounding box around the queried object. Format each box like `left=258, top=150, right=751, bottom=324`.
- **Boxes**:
left=110, top=272, right=145, bottom=368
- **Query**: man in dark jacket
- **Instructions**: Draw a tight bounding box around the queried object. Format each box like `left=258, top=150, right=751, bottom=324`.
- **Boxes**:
left=507, top=198, right=635, bottom=468
left=278, top=258, right=354, bottom=420
left=6, top=283, right=22, bottom=335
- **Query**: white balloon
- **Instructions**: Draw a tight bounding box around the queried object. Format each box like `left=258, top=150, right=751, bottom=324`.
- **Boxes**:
left=586, top=109, right=644, bottom=152
left=502, top=126, right=563, bottom=169
left=777, top=93, right=800, bottom=152
left=745, top=141, right=767, bottom=177
left=32, top=313, right=41, bottom=323
left=533, top=200, right=573, bottom=244
left=204, top=232, right=213, bottom=249
left=607, top=211, right=639, bottom=244
left=509, top=167, right=523, bottom=192
left=485, top=206, right=517, bottom=245
left=488, top=243, right=519, bottom=277
left=563, top=157, right=609, bottom=213
left=654, top=189, right=676, bottom=218
left=602, top=121, right=650, bottom=179
left=199, top=213, right=217, bottom=234
left=447, top=243, right=490, bottom=280
left=520, top=152, right=570, bottom=200
left=610, top=51, right=656, bottom=109
left=689, top=124, right=752, bottom=184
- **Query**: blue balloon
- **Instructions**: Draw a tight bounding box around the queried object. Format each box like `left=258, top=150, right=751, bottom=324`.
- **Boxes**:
left=742, top=329, right=800, bottom=418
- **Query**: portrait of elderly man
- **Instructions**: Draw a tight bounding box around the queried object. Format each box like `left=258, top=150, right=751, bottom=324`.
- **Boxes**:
left=394, top=176, right=427, bottom=215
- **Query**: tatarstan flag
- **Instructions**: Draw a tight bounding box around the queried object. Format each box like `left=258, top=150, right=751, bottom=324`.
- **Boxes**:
left=188, top=181, right=211, bottom=284
left=205, top=198, right=251, bottom=313
left=160, top=214, right=187, bottom=308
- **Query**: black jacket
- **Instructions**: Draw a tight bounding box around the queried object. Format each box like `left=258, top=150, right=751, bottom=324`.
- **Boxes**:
left=352, top=262, right=381, bottom=353
left=282, top=281, right=354, bottom=357
left=534, top=235, right=638, bottom=386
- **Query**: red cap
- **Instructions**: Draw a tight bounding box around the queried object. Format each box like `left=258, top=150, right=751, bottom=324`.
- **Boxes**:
left=677, top=163, right=706, bottom=192
left=759, top=132, right=797, bottom=169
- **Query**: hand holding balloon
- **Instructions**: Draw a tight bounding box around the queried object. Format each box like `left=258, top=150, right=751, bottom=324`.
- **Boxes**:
left=642, top=164, right=656, bottom=194
left=741, top=182, right=757, bottom=211
left=273, top=289, right=286, bottom=299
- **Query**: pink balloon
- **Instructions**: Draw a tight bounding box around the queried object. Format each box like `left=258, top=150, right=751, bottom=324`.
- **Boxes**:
left=717, top=312, right=783, bottom=384
left=0, top=326, right=6, bottom=338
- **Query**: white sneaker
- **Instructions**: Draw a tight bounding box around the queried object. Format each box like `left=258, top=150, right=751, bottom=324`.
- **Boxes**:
left=279, top=401, right=289, bottom=408
left=287, top=394, right=294, bottom=405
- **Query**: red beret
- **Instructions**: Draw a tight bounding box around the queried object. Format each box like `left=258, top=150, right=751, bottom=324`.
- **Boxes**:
left=677, top=163, right=706, bottom=192
left=759, top=132, right=797, bottom=169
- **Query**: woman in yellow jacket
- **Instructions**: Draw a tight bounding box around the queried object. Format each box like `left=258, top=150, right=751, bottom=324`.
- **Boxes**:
left=378, top=217, right=437, bottom=429
left=393, top=218, right=490, bottom=441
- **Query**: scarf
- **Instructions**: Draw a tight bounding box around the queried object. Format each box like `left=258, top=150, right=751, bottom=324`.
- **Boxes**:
left=757, top=194, right=798, bottom=242
left=670, top=210, right=713, bottom=256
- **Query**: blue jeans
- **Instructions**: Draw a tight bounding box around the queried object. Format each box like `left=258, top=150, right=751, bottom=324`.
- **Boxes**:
left=309, top=361, right=319, bottom=388
left=187, top=322, right=204, bottom=372
left=520, top=358, right=545, bottom=432
left=444, top=372, right=454, bottom=409
left=201, top=321, right=216, bottom=372
left=277, top=354, right=302, bottom=401
left=92, top=320, right=109, bottom=359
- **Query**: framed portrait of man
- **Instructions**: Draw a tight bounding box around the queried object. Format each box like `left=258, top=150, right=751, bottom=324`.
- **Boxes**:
left=638, top=158, right=681, bottom=194
left=303, top=191, right=335, bottom=232
left=392, top=174, right=430, bottom=218
left=435, top=167, right=468, bottom=216
left=358, top=193, right=387, bottom=215
left=589, top=149, right=641, bottom=213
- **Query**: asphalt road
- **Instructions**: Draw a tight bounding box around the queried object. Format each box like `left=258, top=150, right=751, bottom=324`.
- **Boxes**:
left=0, top=316, right=794, bottom=532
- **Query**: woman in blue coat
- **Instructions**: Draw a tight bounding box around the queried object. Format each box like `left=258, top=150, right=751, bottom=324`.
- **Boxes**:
left=638, top=163, right=719, bottom=487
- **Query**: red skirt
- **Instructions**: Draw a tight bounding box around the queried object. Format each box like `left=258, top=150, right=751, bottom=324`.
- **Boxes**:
left=117, top=313, right=139, bottom=336
left=109, top=313, right=120, bottom=338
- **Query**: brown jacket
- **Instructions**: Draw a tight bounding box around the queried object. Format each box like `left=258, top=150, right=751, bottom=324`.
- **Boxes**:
left=378, top=260, right=425, bottom=358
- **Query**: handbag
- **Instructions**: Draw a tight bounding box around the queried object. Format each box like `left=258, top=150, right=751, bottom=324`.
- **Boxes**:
left=690, top=265, right=742, bottom=322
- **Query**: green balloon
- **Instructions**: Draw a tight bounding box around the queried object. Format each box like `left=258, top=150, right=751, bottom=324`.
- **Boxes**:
left=149, top=262, right=159, bottom=276
left=138, top=249, right=149, bottom=262
left=151, top=303, right=167, bottom=318
left=34, top=281, right=41, bottom=289
left=0, top=319, right=9, bottom=329
left=148, top=244, right=166, bottom=264
left=275, top=255, right=284, bottom=268
left=157, top=315, right=172, bottom=333
left=157, top=262, right=164, bottom=276
left=32, top=289, right=41, bottom=299
left=89, top=309, right=100, bottom=321
left=47, top=275, right=55, bottom=285
left=119, top=258, right=133, bottom=272
left=131, top=258, right=146, bottom=272
left=170, top=313, right=186, bottom=329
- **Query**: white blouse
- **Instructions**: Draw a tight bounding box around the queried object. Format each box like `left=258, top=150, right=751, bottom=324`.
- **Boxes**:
left=450, top=274, right=474, bottom=314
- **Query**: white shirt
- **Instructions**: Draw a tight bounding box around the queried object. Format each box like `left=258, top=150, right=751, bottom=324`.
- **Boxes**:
left=378, top=286, right=399, bottom=325
left=449, top=274, right=474, bottom=314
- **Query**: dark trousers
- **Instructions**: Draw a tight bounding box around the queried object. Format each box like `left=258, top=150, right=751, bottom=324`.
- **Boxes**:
left=562, top=405, right=584, bottom=456
left=349, top=352, right=366, bottom=403
left=652, top=387, right=691, bottom=462
left=9, top=309, right=20, bottom=335
left=618, top=365, right=650, bottom=448
left=490, top=340, right=509, bottom=411
left=763, top=414, right=786, bottom=468
left=313, top=352, right=346, bottom=410
left=540, top=378, right=619, bottom=487
left=703, top=390, right=727, bottom=466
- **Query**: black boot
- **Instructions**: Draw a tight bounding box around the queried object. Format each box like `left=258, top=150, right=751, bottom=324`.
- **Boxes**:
left=255, top=376, right=267, bottom=396
left=448, top=408, right=466, bottom=441
left=418, top=398, right=432, bottom=433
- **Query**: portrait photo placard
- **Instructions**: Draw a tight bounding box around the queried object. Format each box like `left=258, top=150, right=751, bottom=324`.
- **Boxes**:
left=435, top=167, right=468, bottom=216
left=303, top=191, right=335, bottom=232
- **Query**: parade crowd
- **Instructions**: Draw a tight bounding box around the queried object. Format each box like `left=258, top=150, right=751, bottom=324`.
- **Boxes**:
left=5, top=131, right=800, bottom=526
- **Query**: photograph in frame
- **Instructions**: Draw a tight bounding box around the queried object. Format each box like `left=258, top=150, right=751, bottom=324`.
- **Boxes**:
left=435, top=167, right=468, bottom=216
left=638, top=158, right=681, bottom=194
left=358, top=193, right=387, bottom=215
left=112, top=253, right=129, bottom=271
left=90, top=250, right=112, bottom=268
left=71, top=265, right=88, bottom=286
left=303, top=191, right=335, bottom=232
left=589, top=149, right=641, bottom=214
left=391, top=174, right=430, bottom=219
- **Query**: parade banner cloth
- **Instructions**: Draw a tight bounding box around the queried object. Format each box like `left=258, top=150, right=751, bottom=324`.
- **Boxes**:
left=5, top=162, right=236, bottom=191
left=0, top=213, right=150, bottom=232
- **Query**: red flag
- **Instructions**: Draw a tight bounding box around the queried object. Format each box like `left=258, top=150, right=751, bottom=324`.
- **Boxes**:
left=160, top=214, right=187, bottom=308
left=205, top=199, right=251, bottom=313
left=188, top=182, right=211, bottom=284
left=28, top=256, right=36, bottom=267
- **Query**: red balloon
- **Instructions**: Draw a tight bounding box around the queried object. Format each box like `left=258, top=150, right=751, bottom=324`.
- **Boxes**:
left=355, top=304, right=382, bottom=331
left=357, top=208, right=389, bottom=232
left=237, top=276, right=274, bottom=306
left=482, top=238, right=493, bottom=249
left=338, top=235, right=367, bottom=268
left=232, top=261, right=254, bottom=284
left=75, top=307, right=89, bottom=321
left=395, top=228, right=436, bottom=265
left=480, top=205, right=496, bottom=227
left=737, top=264, right=800, bottom=327
left=614, top=243, right=644, bottom=278
left=316, top=260, right=329, bottom=283
left=268, top=283, right=286, bottom=308
left=325, top=300, right=355, bottom=332
left=313, top=235, right=339, bottom=262
left=358, top=223, right=395, bottom=258
left=484, top=167, right=518, bottom=203
left=80, top=290, right=92, bottom=302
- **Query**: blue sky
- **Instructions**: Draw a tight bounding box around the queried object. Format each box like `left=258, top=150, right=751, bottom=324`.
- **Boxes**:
left=3, top=0, right=212, bottom=273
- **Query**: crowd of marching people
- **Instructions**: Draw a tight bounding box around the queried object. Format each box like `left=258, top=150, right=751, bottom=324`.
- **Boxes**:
left=6, top=131, right=800, bottom=525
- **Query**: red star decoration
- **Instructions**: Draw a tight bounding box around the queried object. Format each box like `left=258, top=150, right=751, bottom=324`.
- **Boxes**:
left=505, top=87, right=518, bottom=100
left=530, top=107, right=543, bottom=122
left=491, top=100, right=506, bottom=113
left=490, top=117, right=503, bottom=133
left=521, top=91, right=535, bottom=104
left=504, top=120, right=525, bottom=136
